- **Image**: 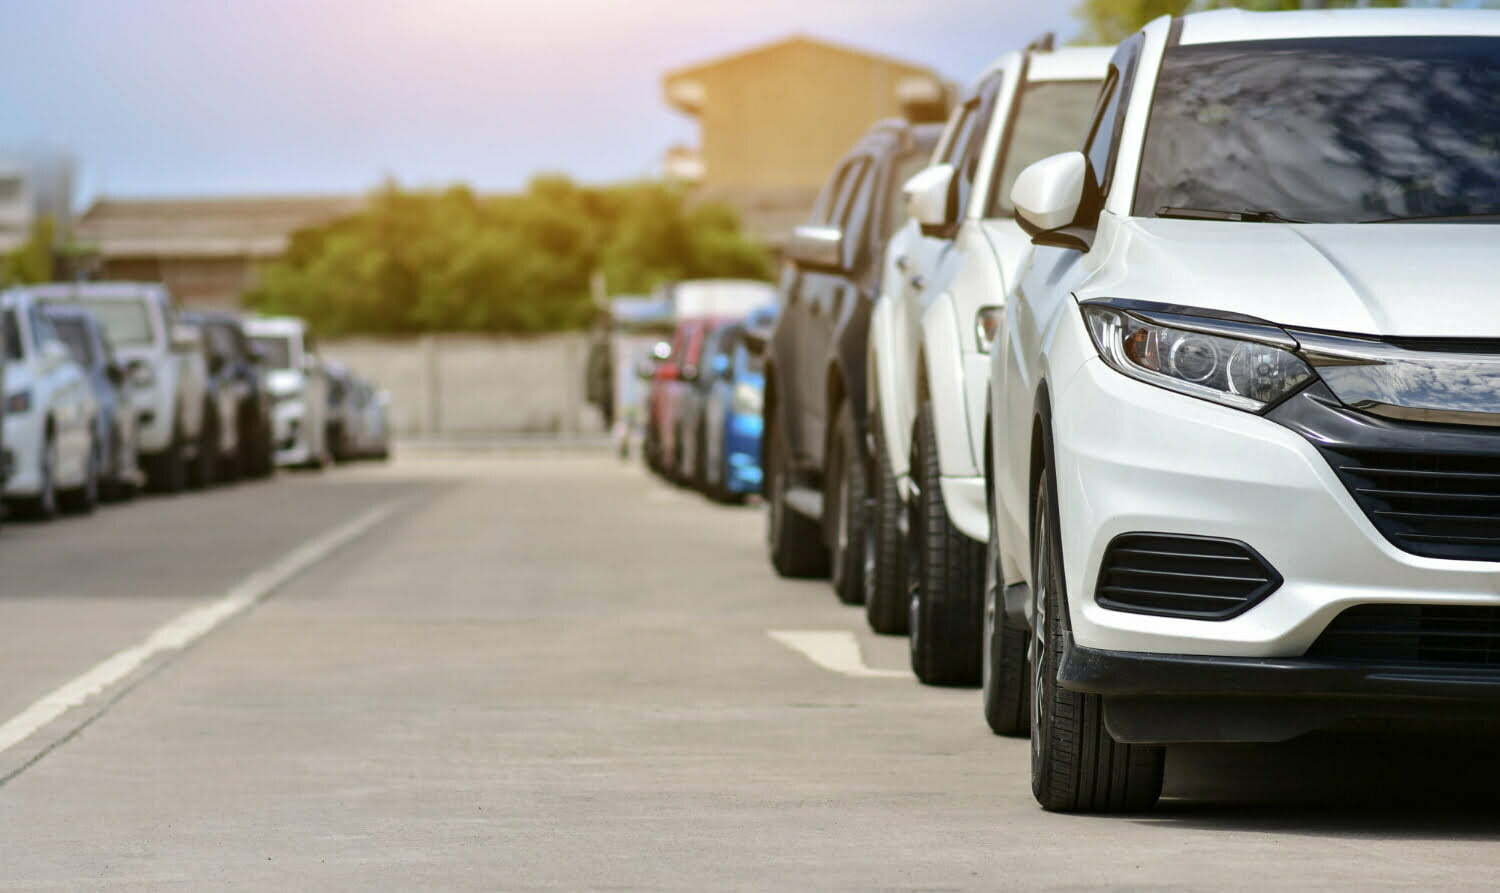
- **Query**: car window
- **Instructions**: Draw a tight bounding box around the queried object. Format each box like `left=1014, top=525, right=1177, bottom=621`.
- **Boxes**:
left=250, top=335, right=293, bottom=369
left=950, top=73, right=1004, bottom=218
left=1084, top=34, right=1144, bottom=196
left=987, top=80, right=1104, bottom=217
left=882, top=150, right=930, bottom=241
left=3, top=309, right=23, bottom=361
left=52, top=317, right=95, bottom=367
left=829, top=159, right=869, bottom=231
left=839, top=159, right=876, bottom=264
left=49, top=298, right=156, bottom=348
left=1134, top=36, right=1500, bottom=223
left=811, top=160, right=858, bottom=227
left=30, top=307, right=61, bottom=352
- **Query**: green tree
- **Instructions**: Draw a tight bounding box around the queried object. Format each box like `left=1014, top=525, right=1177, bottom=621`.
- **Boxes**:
left=245, top=178, right=771, bottom=336
left=1, top=217, right=56, bottom=287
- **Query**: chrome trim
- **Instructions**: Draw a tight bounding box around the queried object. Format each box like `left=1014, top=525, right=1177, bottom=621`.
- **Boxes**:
left=1293, top=331, right=1500, bottom=427
left=1080, top=298, right=1296, bottom=350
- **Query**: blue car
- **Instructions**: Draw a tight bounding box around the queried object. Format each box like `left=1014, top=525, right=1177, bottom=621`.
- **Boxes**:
left=697, top=305, right=776, bottom=503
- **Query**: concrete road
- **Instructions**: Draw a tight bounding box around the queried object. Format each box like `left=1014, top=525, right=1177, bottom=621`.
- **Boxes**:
left=2, top=452, right=1500, bottom=889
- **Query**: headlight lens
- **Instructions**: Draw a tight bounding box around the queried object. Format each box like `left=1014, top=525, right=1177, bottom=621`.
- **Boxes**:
left=5, top=390, right=31, bottom=414
left=732, top=382, right=762, bottom=415
left=975, top=306, right=1005, bottom=353
left=1081, top=305, right=1313, bottom=411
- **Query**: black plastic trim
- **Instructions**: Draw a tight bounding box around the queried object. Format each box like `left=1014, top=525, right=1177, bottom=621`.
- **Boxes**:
left=1093, top=532, right=1282, bottom=621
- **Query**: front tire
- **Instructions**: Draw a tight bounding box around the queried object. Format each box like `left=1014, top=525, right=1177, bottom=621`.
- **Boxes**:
left=983, top=500, right=1028, bottom=736
left=764, top=407, right=829, bottom=579
left=1029, top=457, right=1164, bottom=812
left=906, top=400, right=983, bottom=685
left=864, top=407, right=907, bottom=635
left=826, top=402, right=866, bottom=605
left=13, top=432, right=60, bottom=520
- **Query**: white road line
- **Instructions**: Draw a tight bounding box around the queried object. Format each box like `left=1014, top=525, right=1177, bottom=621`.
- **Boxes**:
left=0, top=501, right=402, bottom=757
left=768, top=630, right=913, bottom=679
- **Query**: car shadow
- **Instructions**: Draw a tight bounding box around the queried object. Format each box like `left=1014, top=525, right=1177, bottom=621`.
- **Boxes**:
left=1132, top=732, right=1500, bottom=840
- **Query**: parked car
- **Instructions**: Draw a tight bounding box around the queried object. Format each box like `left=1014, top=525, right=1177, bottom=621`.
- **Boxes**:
left=44, top=305, right=142, bottom=499
left=2, top=289, right=99, bottom=517
left=347, top=377, right=392, bottom=461
left=675, top=319, right=742, bottom=490
left=989, top=7, right=1500, bottom=813
left=181, top=311, right=275, bottom=479
left=698, top=305, right=777, bottom=503
left=245, top=316, right=329, bottom=469
left=644, top=280, right=777, bottom=480
left=761, top=119, right=940, bottom=602
left=872, top=43, right=1108, bottom=685
left=323, top=360, right=360, bottom=462
left=33, top=283, right=210, bottom=493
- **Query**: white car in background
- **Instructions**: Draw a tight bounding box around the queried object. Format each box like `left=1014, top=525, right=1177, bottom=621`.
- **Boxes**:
left=991, top=8, right=1500, bottom=813
left=2, top=289, right=99, bottom=518
left=34, top=282, right=210, bottom=493
left=246, top=316, right=329, bottom=468
left=865, top=41, right=1108, bottom=685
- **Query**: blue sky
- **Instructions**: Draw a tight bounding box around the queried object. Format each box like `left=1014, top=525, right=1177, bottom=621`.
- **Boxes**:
left=0, top=0, right=1081, bottom=202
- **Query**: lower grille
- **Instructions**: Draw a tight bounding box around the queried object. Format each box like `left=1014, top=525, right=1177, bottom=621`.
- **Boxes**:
left=1320, top=446, right=1500, bottom=562
left=1309, top=603, right=1500, bottom=667
left=1094, top=533, right=1281, bottom=621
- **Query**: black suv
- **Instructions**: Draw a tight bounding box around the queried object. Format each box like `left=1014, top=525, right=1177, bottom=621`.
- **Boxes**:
left=180, top=311, right=275, bottom=480
left=763, top=119, right=940, bottom=602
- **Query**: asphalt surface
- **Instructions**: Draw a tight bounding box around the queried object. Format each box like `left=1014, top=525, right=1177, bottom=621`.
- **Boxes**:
left=3, top=450, right=1500, bottom=889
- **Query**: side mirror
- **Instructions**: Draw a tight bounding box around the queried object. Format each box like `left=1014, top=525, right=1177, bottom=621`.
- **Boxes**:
left=786, top=224, right=846, bottom=274
left=106, top=361, right=126, bottom=386
left=170, top=325, right=201, bottom=355
left=906, top=163, right=956, bottom=237
left=1011, top=151, right=1097, bottom=252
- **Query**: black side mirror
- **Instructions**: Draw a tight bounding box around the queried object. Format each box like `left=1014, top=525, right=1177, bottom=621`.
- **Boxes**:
left=106, top=362, right=126, bottom=387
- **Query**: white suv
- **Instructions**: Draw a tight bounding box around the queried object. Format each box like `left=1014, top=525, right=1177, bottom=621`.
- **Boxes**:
left=988, top=8, right=1500, bottom=812
left=246, top=316, right=329, bottom=468
left=865, top=42, right=1107, bottom=683
left=2, top=289, right=98, bottom=518
left=34, top=283, right=210, bottom=493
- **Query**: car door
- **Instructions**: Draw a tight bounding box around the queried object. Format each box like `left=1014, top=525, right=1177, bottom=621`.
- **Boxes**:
left=29, top=307, right=90, bottom=480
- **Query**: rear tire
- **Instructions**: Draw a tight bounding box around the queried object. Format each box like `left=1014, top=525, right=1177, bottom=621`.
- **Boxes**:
left=188, top=407, right=218, bottom=489
left=764, top=407, right=830, bottom=579
left=147, top=420, right=187, bottom=494
left=1030, top=457, right=1164, bottom=812
left=826, top=402, right=866, bottom=605
left=906, top=400, right=983, bottom=686
left=864, top=407, right=908, bottom=635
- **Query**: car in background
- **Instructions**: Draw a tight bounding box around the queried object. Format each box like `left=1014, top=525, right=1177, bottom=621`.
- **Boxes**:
left=182, top=311, right=274, bottom=479
left=347, top=376, right=392, bottom=460
left=698, top=305, right=777, bottom=503
left=761, top=118, right=941, bottom=604
left=33, top=282, right=210, bottom=493
left=2, top=289, right=99, bottom=518
left=675, top=320, right=743, bottom=490
left=644, top=280, right=776, bottom=480
left=44, top=306, right=141, bottom=500
left=323, top=360, right=360, bottom=462
left=877, top=43, right=1108, bottom=688
left=246, top=316, right=329, bottom=469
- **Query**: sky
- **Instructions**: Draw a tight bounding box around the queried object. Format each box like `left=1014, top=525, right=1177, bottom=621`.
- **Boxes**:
left=0, top=0, right=1081, bottom=204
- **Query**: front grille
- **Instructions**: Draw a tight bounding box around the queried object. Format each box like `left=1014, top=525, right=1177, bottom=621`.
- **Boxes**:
left=1094, top=533, right=1281, bottom=621
left=1309, top=603, right=1500, bottom=667
left=1321, top=447, right=1500, bottom=562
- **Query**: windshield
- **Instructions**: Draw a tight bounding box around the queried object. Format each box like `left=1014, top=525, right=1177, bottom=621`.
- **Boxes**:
left=251, top=335, right=294, bottom=369
left=47, top=298, right=157, bottom=348
left=987, top=79, right=1103, bottom=217
left=1134, top=37, right=1500, bottom=224
left=51, top=318, right=95, bottom=367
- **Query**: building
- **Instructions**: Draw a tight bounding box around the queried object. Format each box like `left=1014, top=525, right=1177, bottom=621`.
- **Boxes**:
left=74, top=195, right=364, bottom=307
left=0, top=151, right=76, bottom=252
left=663, top=35, right=948, bottom=244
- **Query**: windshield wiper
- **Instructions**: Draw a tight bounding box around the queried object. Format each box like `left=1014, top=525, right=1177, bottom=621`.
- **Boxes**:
left=1156, top=207, right=1305, bottom=224
left=1362, top=213, right=1500, bottom=224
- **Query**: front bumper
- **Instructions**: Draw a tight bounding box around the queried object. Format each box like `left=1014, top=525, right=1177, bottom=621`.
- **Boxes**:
left=1051, top=357, right=1500, bottom=658
left=1063, top=641, right=1500, bottom=743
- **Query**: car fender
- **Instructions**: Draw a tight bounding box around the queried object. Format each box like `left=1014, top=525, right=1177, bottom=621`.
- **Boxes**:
left=918, top=291, right=978, bottom=480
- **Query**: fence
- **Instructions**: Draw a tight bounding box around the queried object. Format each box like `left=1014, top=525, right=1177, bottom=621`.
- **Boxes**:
left=321, top=333, right=605, bottom=439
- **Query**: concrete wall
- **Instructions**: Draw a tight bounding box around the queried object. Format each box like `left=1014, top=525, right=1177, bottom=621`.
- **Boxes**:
left=320, top=333, right=602, bottom=439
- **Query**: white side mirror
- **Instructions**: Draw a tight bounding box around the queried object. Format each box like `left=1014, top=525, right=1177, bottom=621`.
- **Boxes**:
left=1011, top=152, right=1088, bottom=235
left=905, top=163, right=956, bottom=232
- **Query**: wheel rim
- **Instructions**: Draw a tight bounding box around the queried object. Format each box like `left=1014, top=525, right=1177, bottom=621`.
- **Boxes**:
left=1030, top=489, right=1050, bottom=763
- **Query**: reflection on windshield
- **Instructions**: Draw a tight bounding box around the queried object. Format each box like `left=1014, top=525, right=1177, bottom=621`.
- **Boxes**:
left=251, top=335, right=293, bottom=369
left=1135, top=37, right=1500, bottom=224
left=989, top=80, right=1102, bottom=217
left=51, top=318, right=96, bottom=368
left=45, top=298, right=156, bottom=348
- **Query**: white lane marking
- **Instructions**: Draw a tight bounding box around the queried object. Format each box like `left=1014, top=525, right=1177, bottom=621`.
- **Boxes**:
left=0, top=501, right=402, bottom=757
left=768, top=630, right=913, bottom=679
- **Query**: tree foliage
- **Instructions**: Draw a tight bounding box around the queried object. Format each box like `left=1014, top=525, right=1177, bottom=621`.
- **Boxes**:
left=1, top=217, right=56, bottom=288
left=245, top=178, right=772, bottom=335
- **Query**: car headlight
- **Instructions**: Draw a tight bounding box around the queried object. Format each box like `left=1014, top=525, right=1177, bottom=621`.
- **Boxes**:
left=975, top=306, right=1004, bottom=353
left=732, top=382, right=763, bottom=415
left=1081, top=304, right=1313, bottom=412
left=5, top=390, right=31, bottom=414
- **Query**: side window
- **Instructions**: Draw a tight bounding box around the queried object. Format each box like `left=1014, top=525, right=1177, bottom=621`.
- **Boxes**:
left=1083, top=33, right=1144, bottom=196
left=30, top=307, right=59, bottom=351
left=934, top=103, right=975, bottom=167
left=811, top=161, right=857, bottom=226
left=835, top=159, right=873, bottom=264
left=947, top=73, right=1004, bottom=220
left=3, top=309, right=23, bottom=360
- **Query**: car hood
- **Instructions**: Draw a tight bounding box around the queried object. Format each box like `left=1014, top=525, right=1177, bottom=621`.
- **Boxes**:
left=1090, top=219, right=1500, bottom=338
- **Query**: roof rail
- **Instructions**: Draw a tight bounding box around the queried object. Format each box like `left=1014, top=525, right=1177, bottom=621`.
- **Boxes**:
left=1026, top=32, right=1056, bottom=53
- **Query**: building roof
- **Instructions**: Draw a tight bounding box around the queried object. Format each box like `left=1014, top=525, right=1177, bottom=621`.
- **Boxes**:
left=76, top=194, right=365, bottom=259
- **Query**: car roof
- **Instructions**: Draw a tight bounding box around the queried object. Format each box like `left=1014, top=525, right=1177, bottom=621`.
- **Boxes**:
left=18, top=281, right=169, bottom=301
left=1026, top=45, right=1112, bottom=82
left=244, top=316, right=306, bottom=336
left=1180, top=7, right=1500, bottom=45
left=852, top=118, right=942, bottom=158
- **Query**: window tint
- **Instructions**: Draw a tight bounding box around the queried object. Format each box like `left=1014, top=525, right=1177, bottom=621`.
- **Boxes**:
left=52, top=318, right=95, bottom=367
left=987, top=80, right=1103, bottom=217
left=3, top=309, right=23, bottom=361
left=1084, top=34, right=1143, bottom=195
left=46, top=298, right=155, bottom=348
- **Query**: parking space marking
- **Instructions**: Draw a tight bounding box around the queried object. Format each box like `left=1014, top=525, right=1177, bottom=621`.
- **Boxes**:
left=768, top=630, right=913, bottom=679
left=0, top=501, right=402, bottom=761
